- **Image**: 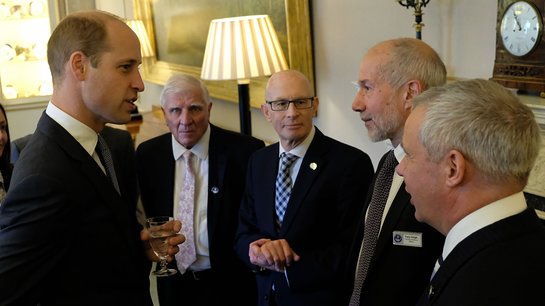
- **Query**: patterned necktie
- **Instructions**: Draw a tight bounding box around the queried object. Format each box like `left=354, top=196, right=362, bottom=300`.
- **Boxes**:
left=275, top=152, right=298, bottom=232
left=176, top=150, right=197, bottom=274
left=349, top=150, right=398, bottom=306
left=96, top=134, right=120, bottom=194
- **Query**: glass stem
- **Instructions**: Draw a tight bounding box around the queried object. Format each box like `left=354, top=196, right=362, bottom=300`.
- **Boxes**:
left=159, top=258, right=168, bottom=271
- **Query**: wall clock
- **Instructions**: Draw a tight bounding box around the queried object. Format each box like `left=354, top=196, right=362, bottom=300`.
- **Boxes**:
left=492, top=0, right=545, bottom=95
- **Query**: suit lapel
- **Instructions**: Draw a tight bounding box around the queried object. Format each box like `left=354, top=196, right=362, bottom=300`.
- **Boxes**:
left=258, top=144, right=281, bottom=235
left=38, top=114, right=131, bottom=238
left=424, top=209, right=538, bottom=303
left=372, top=183, right=411, bottom=264
left=279, top=130, right=326, bottom=234
left=206, top=125, right=227, bottom=243
left=150, top=134, right=176, bottom=217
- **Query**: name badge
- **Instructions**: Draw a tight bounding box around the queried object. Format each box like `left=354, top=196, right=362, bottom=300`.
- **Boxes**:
left=392, top=231, right=422, bottom=247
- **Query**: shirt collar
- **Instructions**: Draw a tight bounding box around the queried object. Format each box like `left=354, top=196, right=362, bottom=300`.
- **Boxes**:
left=46, top=102, right=98, bottom=155
left=171, top=124, right=210, bottom=161
left=393, top=143, right=406, bottom=164
left=278, top=126, right=315, bottom=158
left=443, top=191, right=527, bottom=260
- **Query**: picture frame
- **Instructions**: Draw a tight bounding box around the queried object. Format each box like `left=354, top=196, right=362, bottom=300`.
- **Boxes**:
left=133, top=0, right=314, bottom=108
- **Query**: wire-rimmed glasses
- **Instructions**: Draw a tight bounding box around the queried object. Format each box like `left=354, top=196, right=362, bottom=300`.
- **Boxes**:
left=266, top=97, right=314, bottom=111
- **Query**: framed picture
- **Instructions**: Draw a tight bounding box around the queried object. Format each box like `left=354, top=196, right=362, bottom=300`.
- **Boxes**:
left=134, top=0, right=314, bottom=108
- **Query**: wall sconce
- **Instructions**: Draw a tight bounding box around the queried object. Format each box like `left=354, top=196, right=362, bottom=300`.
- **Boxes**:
left=201, top=14, right=288, bottom=136
left=126, top=19, right=154, bottom=58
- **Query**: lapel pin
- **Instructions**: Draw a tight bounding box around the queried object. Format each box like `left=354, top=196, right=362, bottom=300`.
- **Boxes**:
left=211, top=186, right=219, bottom=194
left=309, top=162, right=317, bottom=170
left=428, top=285, right=435, bottom=300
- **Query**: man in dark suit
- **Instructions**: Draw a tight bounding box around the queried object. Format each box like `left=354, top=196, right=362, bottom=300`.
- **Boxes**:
left=397, top=79, right=545, bottom=305
left=348, top=38, right=446, bottom=306
left=235, top=69, right=375, bottom=306
left=0, top=11, right=183, bottom=305
left=136, top=73, right=265, bottom=306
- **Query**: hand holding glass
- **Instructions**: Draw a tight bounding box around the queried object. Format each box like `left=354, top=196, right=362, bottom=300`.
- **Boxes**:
left=146, top=216, right=177, bottom=277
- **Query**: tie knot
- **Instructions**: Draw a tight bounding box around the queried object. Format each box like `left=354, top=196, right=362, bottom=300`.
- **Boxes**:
left=96, top=134, right=106, bottom=151
left=383, top=150, right=398, bottom=171
left=280, top=152, right=298, bottom=169
left=183, top=150, right=193, bottom=162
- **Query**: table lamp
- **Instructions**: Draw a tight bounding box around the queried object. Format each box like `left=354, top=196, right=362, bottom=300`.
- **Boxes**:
left=201, top=15, right=288, bottom=135
left=125, top=19, right=155, bottom=137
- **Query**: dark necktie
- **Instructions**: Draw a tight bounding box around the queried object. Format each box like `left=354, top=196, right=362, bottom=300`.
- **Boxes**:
left=349, top=150, right=398, bottom=306
left=275, top=152, right=298, bottom=232
left=96, top=134, right=120, bottom=194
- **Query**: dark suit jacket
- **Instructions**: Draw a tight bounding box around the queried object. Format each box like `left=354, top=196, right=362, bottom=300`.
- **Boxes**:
left=417, top=208, right=545, bottom=306
left=135, top=124, right=265, bottom=306
left=347, top=151, right=444, bottom=306
left=0, top=113, right=152, bottom=306
left=235, top=128, right=374, bottom=306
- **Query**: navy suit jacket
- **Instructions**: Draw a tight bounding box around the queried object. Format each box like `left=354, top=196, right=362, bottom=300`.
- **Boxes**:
left=235, top=128, right=374, bottom=306
left=135, top=124, right=265, bottom=305
left=347, top=151, right=444, bottom=306
left=0, top=113, right=151, bottom=305
left=417, top=208, right=545, bottom=306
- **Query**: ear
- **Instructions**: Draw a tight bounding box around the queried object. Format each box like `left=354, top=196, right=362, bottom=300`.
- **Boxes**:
left=261, top=104, right=273, bottom=122
left=312, top=96, right=319, bottom=117
left=445, top=149, right=465, bottom=187
left=70, top=51, right=87, bottom=81
left=403, top=80, right=423, bottom=111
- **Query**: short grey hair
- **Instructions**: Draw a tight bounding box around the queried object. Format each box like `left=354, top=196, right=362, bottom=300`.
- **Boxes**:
left=413, top=79, right=541, bottom=186
left=160, top=74, right=210, bottom=107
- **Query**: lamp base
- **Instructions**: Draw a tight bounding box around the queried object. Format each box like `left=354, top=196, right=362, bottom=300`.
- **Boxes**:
left=238, top=82, right=252, bottom=136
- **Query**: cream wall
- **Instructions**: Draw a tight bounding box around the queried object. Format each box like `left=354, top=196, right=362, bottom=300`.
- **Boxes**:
left=137, top=0, right=498, bottom=168
left=7, top=0, right=498, bottom=168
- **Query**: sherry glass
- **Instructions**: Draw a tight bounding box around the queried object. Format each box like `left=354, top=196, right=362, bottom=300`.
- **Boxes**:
left=146, top=216, right=177, bottom=277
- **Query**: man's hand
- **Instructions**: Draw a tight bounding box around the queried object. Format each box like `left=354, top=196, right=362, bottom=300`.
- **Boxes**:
left=141, top=219, right=185, bottom=262
left=249, top=238, right=301, bottom=272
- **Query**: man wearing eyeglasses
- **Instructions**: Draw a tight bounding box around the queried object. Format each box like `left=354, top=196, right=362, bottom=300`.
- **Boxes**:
left=235, top=69, right=375, bottom=306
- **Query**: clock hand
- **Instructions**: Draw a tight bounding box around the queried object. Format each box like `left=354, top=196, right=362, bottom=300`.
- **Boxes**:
left=513, top=11, right=522, bottom=31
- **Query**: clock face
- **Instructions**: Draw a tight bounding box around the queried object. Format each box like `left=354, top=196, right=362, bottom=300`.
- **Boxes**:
left=500, top=1, right=543, bottom=57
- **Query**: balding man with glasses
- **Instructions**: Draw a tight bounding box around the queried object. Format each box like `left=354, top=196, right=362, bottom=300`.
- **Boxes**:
left=235, top=69, right=375, bottom=306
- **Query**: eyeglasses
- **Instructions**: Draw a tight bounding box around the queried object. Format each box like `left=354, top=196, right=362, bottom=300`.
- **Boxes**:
left=351, top=81, right=362, bottom=91
left=266, top=97, right=314, bottom=111
left=352, top=80, right=372, bottom=97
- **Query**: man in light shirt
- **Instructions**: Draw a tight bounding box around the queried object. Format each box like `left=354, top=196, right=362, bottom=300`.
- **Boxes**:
left=136, top=73, right=264, bottom=306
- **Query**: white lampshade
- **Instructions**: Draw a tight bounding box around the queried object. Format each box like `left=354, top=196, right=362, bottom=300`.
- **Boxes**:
left=127, top=19, right=155, bottom=58
left=201, top=15, right=288, bottom=81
